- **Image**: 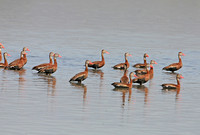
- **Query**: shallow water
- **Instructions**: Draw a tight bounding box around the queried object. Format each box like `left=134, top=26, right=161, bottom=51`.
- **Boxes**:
left=0, top=0, right=200, bottom=134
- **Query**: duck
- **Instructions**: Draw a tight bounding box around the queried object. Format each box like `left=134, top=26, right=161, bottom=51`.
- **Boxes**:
left=0, top=52, right=11, bottom=68
left=88, top=49, right=109, bottom=69
left=161, top=74, right=184, bottom=89
left=32, top=52, right=54, bottom=71
left=163, top=52, right=185, bottom=73
left=38, top=53, right=61, bottom=75
left=112, top=52, right=132, bottom=69
left=132, top=65, right=152, bottom=85
left=7, top=47, right=30, bottom=70
left=111, top=72, right=137, bottom=88
left=134, top=60, right=157, bottom=79
left=120, top=64, right=129, bottom=84
left=69, top=60, right=93, bottom=83
left=0, top=43, right=5, bottom=62
left=133, top=53, right=149, bottom=68
left=7, top=50, right=27, bottom=70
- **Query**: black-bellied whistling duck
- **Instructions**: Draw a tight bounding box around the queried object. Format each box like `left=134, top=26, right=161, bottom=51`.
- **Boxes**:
left=70, top=82, right=87, bottom=99
left=132, top=65, right=152, bottom=85
left=32, top=52, right=54, bottom=71
left=134, top=60, right=157, bottom=79
left=132, top=85, right=149, bottom=104
left=38, top=53, right=61, bottom=75
left=0, top=52, right=11, bottom=68
left=120, top=64, right=129, bottom=84
left=113, top=52, right=132, bottom=69
left=89, top=69, right=104, bottom=79
left=112, top=72, right=137, bottom=88
left=133, top=53, right=149, bottom=68
left=161, top=74, right=184, bottom=89
left=69, top=60, right=93, bottom=83
left=0, top=43, right=5, bottom=62
left=7, top=50, right=27, bottom=70
left=21, top=47, right=30, bottom=65
left=88, top=49, right=109, bottom=69
left=163, top=52, right=185, bottom=73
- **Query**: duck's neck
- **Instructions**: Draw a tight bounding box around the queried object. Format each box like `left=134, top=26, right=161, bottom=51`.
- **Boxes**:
left=54, top=58, right=57, bottom=67
left=101, top=52, right=104, bottom=62
left=125, top=55, right=129, bottom=64
left=85, top=64, right=88, bottom=72
left=178, top=55, right=182, bottom=65
left=49, top=56, right=53, bottom=64
left=23, top=54, right=27, bottom=59
left=4, top=54, right=8, bottom=66
left=125, top=55, right=128, bottom=62
left=125, top=55, right=130, bottom=68
left=144, top=57, right=147, bottom=64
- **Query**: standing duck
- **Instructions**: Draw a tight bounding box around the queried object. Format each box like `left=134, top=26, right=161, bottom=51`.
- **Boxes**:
left=112, top=72, right=137, bottom=88
left=88, top=49, right=109, bottom=69
left=7, top=50, right=27, bottom=70
left=0, top=43, right=5, bottom=62
left=113, top=52, right=132, bottom=69
left=132, top=65, right=152, bottom=85
left=38, top=53, right=61, bottom=75
left=133, top=53, right=149, bottom=68
left=120, top=64, right=129, bottom=84
left=69, top=60, right=93, bottom=83
left=163, top=52, right=185, bottom=73
left=134, top=60, right=157, bottom=79
left=0, top=52, right=11, bottom=68
left=161, top=74, right=184, bottom=89
left=32, top=52, right=54, bottom=71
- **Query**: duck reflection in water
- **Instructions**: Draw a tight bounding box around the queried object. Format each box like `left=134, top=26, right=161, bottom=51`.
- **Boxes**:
left=162, top=86, right=181, bottom=101
left=38, top=74, right=57, bottom=96
left=13, top=69, right=26, bottom=91
left=113, top=88, right=132, bottom=107
left=89, top=69, right=104, bottom=79
left=133, top=85, right=149, bottom=104
left=70, top=82, right=87, bottom=101
left=89, top=69, right=104, bottom=90
left=1, top=69, right=26, bottom=91
left=47, top=76, right=56, bottom=96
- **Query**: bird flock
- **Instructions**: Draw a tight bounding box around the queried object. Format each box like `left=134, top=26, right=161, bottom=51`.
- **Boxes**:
left=0, top=43, right=185, bottom=90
